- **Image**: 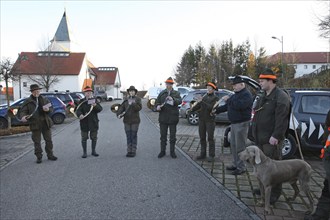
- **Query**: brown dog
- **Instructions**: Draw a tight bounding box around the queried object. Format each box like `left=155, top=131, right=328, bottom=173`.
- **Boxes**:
left=238, top=145, right=314, bottom=214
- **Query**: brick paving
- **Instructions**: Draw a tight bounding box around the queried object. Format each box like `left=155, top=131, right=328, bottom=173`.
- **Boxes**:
left=143, top=100, right=326, bottom=220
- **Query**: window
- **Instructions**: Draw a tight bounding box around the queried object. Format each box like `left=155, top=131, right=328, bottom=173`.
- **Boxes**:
left=23, top=82, right=27, bottom=87
left=301, top=95, right=330, bottom=114
left=304, top=65, right=308, bottom=69
left=313, top=65, right=316, bottom=69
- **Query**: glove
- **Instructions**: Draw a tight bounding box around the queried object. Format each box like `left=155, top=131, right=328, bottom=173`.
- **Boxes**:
left=156, top=105, right=161, bottom=111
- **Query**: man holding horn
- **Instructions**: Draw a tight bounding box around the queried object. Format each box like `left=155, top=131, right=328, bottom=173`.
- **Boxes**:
left=76, top=86, right=103, bottom=158
left=155, top=77, right=182, bottom=159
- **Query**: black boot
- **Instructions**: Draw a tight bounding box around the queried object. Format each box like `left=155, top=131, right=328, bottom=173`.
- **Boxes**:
left=91, top=140, right=99, bottom=157
left=197, top=146, right=206, bottom=160
left=82, top=141, right=87, bottom=158
left=170, top=145, right=177, bottom=158
left=158, top=145, right=166, bottom=158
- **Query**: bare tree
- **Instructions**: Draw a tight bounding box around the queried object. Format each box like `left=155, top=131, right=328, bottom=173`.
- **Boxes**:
left=0, top=58, right=18, bottom=129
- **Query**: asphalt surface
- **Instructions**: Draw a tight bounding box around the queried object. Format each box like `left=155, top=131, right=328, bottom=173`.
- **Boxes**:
left=0, top=102, right=258, bottom=220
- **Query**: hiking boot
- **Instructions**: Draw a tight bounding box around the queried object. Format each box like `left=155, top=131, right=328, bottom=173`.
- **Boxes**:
left=91, top=151, right=99, bottom=157
left=82, top=153, right=87, bottom=158
left=196, top=155, right=206, bottom=160
left=158, top=151, right=165, bottom=158
left=231, top=169, right=246, bottom=175
left=36, top=158, right=42, bottom=164
left=170, top=152, right=177, bottom=158
left=253, top=188, right=261, bottom=196
left=48, top=156, right=57, bottom=161
left=226, top=165, right=237, bottom=171
left=126, top=152, right=134, bottom=157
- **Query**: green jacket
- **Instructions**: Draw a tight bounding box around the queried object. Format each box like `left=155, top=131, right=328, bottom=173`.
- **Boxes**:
left=155, top=89, right=182, bottom=124
left=117, top=96, right=142, bottom=124
left=252, top=87, right=291, bottom=145
left=76, top=98, right=103, bottom=132
left=20, top=95, right=53, bottom=131
left=191, top=92, right=219, bottom=122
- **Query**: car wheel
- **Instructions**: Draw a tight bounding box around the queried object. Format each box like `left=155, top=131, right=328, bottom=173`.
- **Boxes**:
left=108, top=97, right=113, bottom=101
left=223, top=126, right=231, bottom=148
left=0, top=117, right=8, bottom=129
left=282, top=133, right=297, bottom=159
left=52, top=114, right=65, bottom=124
left=96, top=97, right=102, bottom=103
left=187, top=112, right=199, bottom=125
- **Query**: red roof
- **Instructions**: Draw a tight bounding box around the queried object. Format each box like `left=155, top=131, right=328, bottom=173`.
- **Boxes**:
left=268, top=52, right=329, bottom=64
left=13, top=52, right=86, bottom=75
left=92, top=67, right=118, bottom=85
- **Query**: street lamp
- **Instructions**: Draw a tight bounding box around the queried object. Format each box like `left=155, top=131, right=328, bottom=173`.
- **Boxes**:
left=271, top=36, right=284, bottom=82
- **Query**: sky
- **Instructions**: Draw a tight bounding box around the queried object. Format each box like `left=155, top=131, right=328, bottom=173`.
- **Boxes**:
left=1, top=0, right=329, bottom=90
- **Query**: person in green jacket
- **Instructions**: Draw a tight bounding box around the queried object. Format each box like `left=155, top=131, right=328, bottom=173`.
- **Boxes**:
left=20, top=84, right=57, bottom=164
left=116, top=85, right=142, bottom=157
left=76, top=86, right=103, bottom=158
left=251, top=68, right=291, bottom=204
left=155, top=77, right=182, bottom=159
left=190, top=82, right=219, bottom=162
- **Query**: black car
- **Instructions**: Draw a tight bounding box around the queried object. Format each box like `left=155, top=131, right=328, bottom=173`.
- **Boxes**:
left=282, top=89, right=330, bottom=158
left=68, top=92, right=85, bottom=105
left=179, top=89, right=234, bottom=125
left=41, top=92, right=75, bottom=108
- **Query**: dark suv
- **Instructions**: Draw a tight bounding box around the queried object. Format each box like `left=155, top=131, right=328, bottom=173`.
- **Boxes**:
left=41, top=92, right=75, bottom=108
left=282, top=89, right=330, bottom=158
left=179, top=89, right=234, bottom=125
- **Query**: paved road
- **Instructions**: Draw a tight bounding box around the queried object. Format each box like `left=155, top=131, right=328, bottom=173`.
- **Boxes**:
left=0, top=101, right=258, bottom=220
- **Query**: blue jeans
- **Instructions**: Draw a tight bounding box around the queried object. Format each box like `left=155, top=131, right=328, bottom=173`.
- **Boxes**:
left=124, top=123, right=139, bottom=151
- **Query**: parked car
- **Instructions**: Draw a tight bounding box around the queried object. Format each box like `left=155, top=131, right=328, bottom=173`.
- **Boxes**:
left=175, top=86, right=195, bottom=99
left=179, top=89, right=234, bottom=125
left=282, top=89, right=330, bottom=158
left=0, top=96, right=67, bottom=129
left=41, top=92, right=75, bottom=109
left=94, top=90, right=108, bottom=102
left=68, top=92, right=85, bottom=105
left=107, top=95, right=114, bottom=101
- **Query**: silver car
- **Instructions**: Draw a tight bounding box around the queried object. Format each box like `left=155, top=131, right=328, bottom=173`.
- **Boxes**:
left=179, top=89, right=234, bottom=125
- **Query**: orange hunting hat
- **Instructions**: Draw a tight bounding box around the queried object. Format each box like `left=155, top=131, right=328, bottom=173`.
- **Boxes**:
left=165, top=77, right=174, bottom=84
left=83, top=86, right=93, bottom=92
left=259, top=68, right=277, bottom=80
left=206, top=82, right=218, bottom=91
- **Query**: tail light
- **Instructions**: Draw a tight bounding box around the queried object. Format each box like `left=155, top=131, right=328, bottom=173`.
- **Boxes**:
left=181, top=101, right=187, bottom=107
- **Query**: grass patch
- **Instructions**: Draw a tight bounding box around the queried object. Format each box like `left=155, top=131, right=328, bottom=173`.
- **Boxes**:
left=0, top=126, right=31, bottom=136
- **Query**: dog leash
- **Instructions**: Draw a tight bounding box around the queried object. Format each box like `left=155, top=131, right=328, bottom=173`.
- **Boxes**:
left=291, top=112, right=304, bottom=160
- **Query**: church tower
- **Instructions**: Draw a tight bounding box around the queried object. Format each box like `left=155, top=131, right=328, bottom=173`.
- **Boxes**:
left=48, top=11, right=81, bottom=52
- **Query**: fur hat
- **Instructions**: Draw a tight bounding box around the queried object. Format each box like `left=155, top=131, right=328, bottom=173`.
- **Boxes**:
left=127, top=85, right=138, bottom=93
left=30, top=84, right=42, bottom=92
left=206, top=82, right=218, bottom=91
left=83, top=86, right=93, bottom=92
left=165, top=77, right=174, bottom=84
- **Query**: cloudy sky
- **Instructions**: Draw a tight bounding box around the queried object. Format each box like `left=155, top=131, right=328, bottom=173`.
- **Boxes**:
left=1, top=1, right=329, bottom=90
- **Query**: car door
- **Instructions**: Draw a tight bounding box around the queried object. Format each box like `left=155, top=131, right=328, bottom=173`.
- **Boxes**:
left=295, top=93, right=330, bottom=149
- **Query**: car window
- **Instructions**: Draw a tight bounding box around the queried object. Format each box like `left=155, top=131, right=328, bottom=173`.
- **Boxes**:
left=300, top=95, right=330, bottom=114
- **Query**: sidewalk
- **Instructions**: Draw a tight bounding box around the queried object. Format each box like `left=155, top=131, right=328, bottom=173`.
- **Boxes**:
left=143, top=101, right=326, bottom=220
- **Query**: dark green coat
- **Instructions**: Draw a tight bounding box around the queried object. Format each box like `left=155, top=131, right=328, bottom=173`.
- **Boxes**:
left=252, top=87, right=291, bottom=145
left=191, top=93, right=219, bottom=122
left=155, top=89, right=182, bottom=124
left=117, top=96, right=142, bottom=124
left=20, top=95, right=53, bottom=131
left=76, top=98, right=103, bottom=132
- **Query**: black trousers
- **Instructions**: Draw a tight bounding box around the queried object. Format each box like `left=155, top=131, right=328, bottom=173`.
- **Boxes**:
left=198, top=120, right=216, bottom=157
left=159, top=123, right=177, bottom=152
left=31, top=122, right=54, bottom=159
